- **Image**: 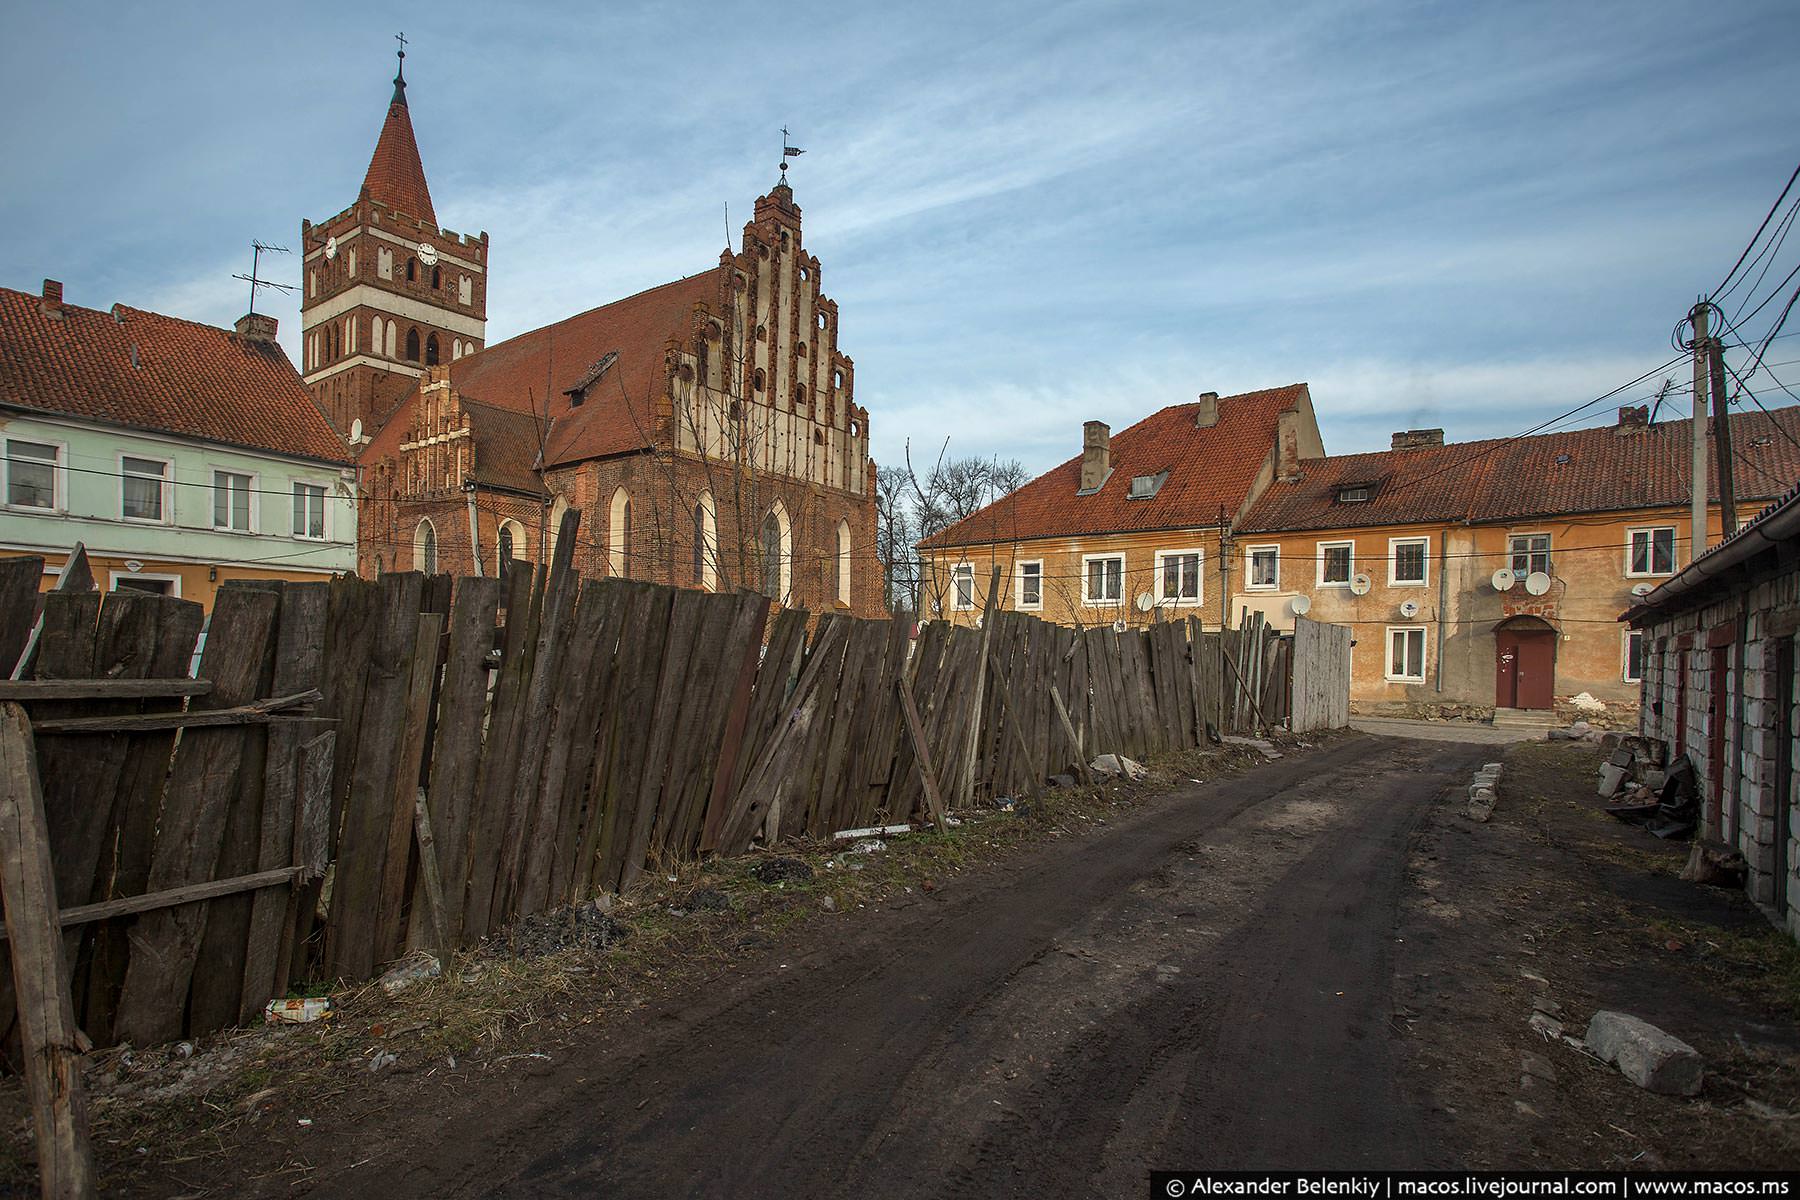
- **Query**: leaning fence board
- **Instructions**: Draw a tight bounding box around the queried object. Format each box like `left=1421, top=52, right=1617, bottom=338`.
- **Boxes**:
left=461, top=563, right=538, bottom=940
left=113, top=585, right=279, bottom=1048
left=377, top=611, right=444, bottom=963
left=0, top=701, right=97, bottom=1200
left=696, top=595, right=771, bottom=854
left=423, top=576, right=503, bottom=945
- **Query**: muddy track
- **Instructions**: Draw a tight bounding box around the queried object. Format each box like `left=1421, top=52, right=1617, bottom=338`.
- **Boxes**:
left=306, top=734, right=1489, bottom=1198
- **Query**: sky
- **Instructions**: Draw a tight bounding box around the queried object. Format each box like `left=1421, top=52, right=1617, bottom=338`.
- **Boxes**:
left=4, top=0, right=1799, bottom=479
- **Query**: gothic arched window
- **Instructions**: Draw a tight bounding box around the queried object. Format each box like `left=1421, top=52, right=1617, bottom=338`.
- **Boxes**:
left=761, top=502, right=791, bottom=603
left=405, top=328, right=421, bottom=362
left=415, top=519, right=438, bottom=575
left=497, top=519, right=521, bottom=581
left=425, top=334, right=440, bottom=366
left=609, top=487, right=632, bottom=578
left=406, top=257, right=417, bottom=282
left=431, top=266, right=441, bottom=290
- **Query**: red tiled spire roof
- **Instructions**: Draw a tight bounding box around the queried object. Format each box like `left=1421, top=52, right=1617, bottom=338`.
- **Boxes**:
left=360, top=57, right=437, bottom=227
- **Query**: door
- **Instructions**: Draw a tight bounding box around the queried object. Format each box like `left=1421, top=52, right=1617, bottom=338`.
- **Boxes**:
left=1708, top=644, right=1729, bottom=836
left=1775, top=638, right=1793, bottom=918
left=1495, top=627, right=1555, bottom=709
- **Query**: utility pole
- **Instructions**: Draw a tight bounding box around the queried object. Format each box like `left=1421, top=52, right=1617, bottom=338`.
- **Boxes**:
left=1688, top=302, right=1711, bottom=560
left=1709, top=335, right=1737, bottom=538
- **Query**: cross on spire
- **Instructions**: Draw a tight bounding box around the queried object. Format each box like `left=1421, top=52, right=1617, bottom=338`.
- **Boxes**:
left=391, top=32, right=408, bottom=105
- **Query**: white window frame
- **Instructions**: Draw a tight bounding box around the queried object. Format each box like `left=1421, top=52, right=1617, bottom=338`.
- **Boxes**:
left=4, top=437, right=67, bottom=513
left=107, top=570, right=183, bottom=598
left=1508, top=531, right=1552, bottom=579
left=1388, top=536, right=1430, bottom=587
left=1081, top=553, right=1125, bottom=607
left=1316, top=539, right=1354, bottom=588
left=1625, top=526, right=1677, bottom=578
left=1244, top=544, right=1280, bottom=591
left=1016, top=559, right=1043, bottom=610
left=291, top=481, right=329, bottom=541
left=210, top=467, right=256, bottom=533
left=950, top=562, right=976, bottom=611
left=118, top=453, right=172, bottom=524
left=1154, top=548, right=1204, bottom=606
left=1385, top=625, right=1427, bottom=683
left=1623, top=629, right=1645, bottom=684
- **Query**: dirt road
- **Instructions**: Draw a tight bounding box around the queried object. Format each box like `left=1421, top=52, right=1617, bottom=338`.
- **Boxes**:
left=311, top=734, right=1486, bottom=1197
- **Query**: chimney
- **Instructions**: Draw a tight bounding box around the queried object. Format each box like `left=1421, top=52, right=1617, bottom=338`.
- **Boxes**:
left=1615, top=404, right=1649, bottom=432
left=1390, top=428, right=1445, bottom=450
left=39, top=279, right=63, bottom=318
left=1276, top=410, right=1302, bottom=481
left=234, top=312, right=279, bottom=343
left=1079, top=420, right=1111, bottom=493
left=1194, top=391, right=1219, bottom=428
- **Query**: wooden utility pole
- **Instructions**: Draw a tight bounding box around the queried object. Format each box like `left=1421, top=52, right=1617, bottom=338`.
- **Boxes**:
left=1689, top=303, right=1711, bottom=558
left=1709, top=336, right=1737, bottom=538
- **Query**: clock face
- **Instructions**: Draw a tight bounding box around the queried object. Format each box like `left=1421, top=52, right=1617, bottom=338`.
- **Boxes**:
left=418, top=242, right=439, bottom=266
left=324, top=236, right=338, bottom=260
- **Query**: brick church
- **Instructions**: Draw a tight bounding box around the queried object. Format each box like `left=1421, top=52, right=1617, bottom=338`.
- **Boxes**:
left=303, top=52, right=884, bottom=618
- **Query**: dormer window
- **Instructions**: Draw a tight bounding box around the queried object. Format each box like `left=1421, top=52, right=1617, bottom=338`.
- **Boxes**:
left=1127, top=470, right=1169, bottom=500
left=1337, top=484, right=1372, bottom=503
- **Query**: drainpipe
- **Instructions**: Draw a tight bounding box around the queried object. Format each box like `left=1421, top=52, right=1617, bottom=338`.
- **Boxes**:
left=463, top=480, right=484, bottom=577
left=1435, top=524, right=1450, bottom=693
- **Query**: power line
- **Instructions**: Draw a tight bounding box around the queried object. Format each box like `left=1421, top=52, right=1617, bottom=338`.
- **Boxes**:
left=1711, top=157, right=1800, bottom=300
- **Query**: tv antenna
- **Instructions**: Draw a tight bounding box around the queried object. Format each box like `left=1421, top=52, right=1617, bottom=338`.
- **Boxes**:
left=780, top=125, right=805, bottom=181
left=232, top=240, right=294, bottom=316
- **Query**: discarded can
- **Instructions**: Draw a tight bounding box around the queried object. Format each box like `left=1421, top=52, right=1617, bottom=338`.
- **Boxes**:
left=265, top=997, right=334, bottom=1025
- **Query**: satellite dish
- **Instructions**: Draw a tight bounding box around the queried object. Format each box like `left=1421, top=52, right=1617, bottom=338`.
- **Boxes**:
left=1491, top=567, right=1516, bottom=591
left=1290, top=595, right=1312, bottom=615
left=1631, top=581, right=1654, bottom=597
left=1134, top=591, right=1155, bottom=613
left=1349, top=572, right=1373, bottom=596
left=1524, top=571, right=1551, bottom=596
left=349, top=417, right=364, bottom=443
left=1399, top=599, right=1420, bottom=618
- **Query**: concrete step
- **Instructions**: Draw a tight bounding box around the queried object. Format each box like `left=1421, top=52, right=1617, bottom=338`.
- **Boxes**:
left=1492, top=707, right=1559, bottom=729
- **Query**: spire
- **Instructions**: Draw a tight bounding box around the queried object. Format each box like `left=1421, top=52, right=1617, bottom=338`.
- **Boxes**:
left=360, top=36, right=437, bottom=227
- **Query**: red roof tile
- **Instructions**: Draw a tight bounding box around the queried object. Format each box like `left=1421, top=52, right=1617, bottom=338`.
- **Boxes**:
left=1240, top=407, right=1800, bottom=533
left=361, top=88, right=436, bottom=227
left=0, top=284, right=348, bottom=463
left=919, top=385, right=1309, bottom=549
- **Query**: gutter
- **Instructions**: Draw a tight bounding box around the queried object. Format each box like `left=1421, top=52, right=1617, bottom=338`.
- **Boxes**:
left=1628, top=483, right=1800, bottom=625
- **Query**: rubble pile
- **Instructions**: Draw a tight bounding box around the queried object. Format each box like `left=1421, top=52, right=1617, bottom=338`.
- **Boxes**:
left=1596, top=734, right=1698, bottom=840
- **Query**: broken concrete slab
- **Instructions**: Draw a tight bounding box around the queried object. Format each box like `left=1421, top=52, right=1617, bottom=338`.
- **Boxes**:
left=1583, top=1011, right=1705, bottom=1097
left=1090, top=753, right=1148, bottom=781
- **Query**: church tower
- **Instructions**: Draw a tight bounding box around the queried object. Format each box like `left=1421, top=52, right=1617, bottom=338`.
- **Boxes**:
left=300, top=46, right=489, bottom=439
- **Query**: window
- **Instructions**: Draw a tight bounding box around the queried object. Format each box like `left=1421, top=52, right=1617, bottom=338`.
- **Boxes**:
left=951, top=563, right=976, bottom=611
left=497, top=521, right=517, bottom=581
left=1624, top=630, right=1646, bottom=683
left=1246, top=545, right=1279, bottom=590
left=836, top=519, right=852, bottom=607
left=1337, top=485, right=1371, bottom=503
left=1509, top=533, right=1552, bottom=579
left=1627, top=527, right=1676, bottom=577
left=415, top=519, right=438, bottom=574
left=109, top=572, right=179, bottom=597
left=425, top=334, right=440, bottom=366
left=693, top=494, right=718, bottom=590
left=121, top=456, right=168, bottom=521
left=1017, top=560, right=1043, bottom=609
left=292, top=482, right=327, bottom=540
left=1318, top=540, right=1354, bottom=587
left=213, top=470, right=252, bottom=531
left=6, top=440, right=60, bottom=509
left=1127, top=471, right=1168, bottom=500
left=404, top=328, right=421, bottom=362
left=406, top=257, right=417, bottom=282
left=1157, top=550, right=1202, bottom=605
left=1387, top=626, right=1426, bottom=682
left=431, top=265, right=441, bottom=290
left=1083, top=554, right=1124, bottom=605
left=762, top=512, right=784, bottom=600
left=608, top=487, right=632, bottom=577
left=1389, top=536, right=1429, bottom=586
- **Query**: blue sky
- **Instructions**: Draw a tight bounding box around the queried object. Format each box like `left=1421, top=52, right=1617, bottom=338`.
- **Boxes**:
left=4, top=0, right=1798, bottom=477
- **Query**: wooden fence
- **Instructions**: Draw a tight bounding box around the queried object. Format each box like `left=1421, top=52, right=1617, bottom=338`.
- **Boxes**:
left=0, top=528, right=1347, bottom=1059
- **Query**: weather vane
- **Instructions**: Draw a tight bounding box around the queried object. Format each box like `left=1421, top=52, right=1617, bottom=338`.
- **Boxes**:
left=232, top=240, right=294, bottom=316
left=780, top=126, right=805, bottom=181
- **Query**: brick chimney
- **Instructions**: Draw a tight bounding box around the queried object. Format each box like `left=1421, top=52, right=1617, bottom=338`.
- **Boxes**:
left=1079, top=420, right=1111, bottom=493
left=1194, top=391, right=1219, bottom=428
left=234, top=312, right=279, bottom=343
left=39, top=279, right=63, bottom=318
left=1276, top=411, right=1303, bottom=482
left=1615, top=404, right=1649, bottom=433
left=1390, top=429, right=1445, bottom=450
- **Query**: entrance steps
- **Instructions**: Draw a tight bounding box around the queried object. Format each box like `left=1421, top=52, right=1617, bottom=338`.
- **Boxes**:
left=1491, top=707, right=1559, bottom=732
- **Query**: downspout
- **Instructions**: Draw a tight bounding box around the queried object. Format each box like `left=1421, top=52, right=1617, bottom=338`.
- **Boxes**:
left=1435, top=524, right=1450, bottom=693
left=464, top=481, right=484, bottom=577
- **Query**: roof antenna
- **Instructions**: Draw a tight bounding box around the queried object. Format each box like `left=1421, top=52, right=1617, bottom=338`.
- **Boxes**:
left=231, top=240, right=294, bottom=316
left=780, top=125, right=805, bottom=184
left=391, top=32, right=408, bottom=105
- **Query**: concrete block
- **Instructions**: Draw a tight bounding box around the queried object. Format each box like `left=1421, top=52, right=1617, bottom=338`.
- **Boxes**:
left=1598, top=763, right=1627, bottom=796
left=1584, top=1012, right=1704, bottom=1097
left=1469, top=783, right=1497, bottom=803
left=1483, top=762, right=1504, bottom=775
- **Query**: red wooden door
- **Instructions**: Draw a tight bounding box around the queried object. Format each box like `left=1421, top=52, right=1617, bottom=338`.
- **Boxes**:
left=1707, top=645, right=1729, bottom=832
left=1495, top=628, right=1555, bottom=709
